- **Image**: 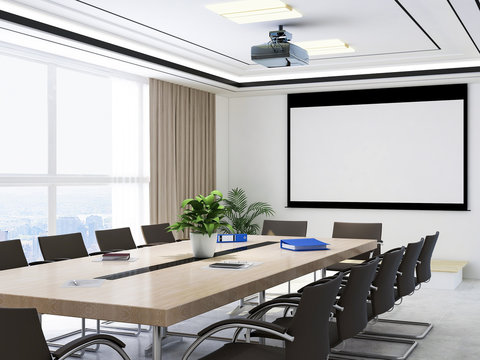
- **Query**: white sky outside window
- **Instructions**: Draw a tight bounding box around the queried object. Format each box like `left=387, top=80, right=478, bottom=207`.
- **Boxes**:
left=0, top=54, right=48, bottom=174
left=56, top=68, right=112, bottom=175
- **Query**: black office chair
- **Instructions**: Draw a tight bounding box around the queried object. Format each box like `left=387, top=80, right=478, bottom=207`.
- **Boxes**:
left=182, top=273, right=344, bottom=360
left=364, top=238, right=431, bottom=340
left=141, top=223, right=176, bottom=245
left=326, top=222, right=382, bottom=274
left=95, top=227, right=153, bottom=252
left=38, top=232, right=104, bottom=261
left=261, top=220, right=307, bottom=237
left=416, top=231, right=439, bottom=286
left=329, top=257, right=381, bottom=349
left=246, top=258, right=380, bottom=358
left=0, top=307, right=130, bottom=360
left=330, top=247, right=418, bottom=360
left=0, top=239, right=29, bottom=270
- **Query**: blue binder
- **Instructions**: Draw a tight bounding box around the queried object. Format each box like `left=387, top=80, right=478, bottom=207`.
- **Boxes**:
left=280, top=238, right=329, bottom=251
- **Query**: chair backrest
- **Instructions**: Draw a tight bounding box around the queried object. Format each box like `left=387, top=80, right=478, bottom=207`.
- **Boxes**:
left=141, top=223, right=175, bottom=244
left=0, top=239, right=29, bottom=270
left=370, top=247, right=405, bottom=318
left=0, top=307, right=52, bottom=359
left=261, top=220, right=307, bottom=237
left=416, top=231, right=439, bottom=284
left=38, top=232, right=89, bottom=260
left=286, top=272, right=343, bottom=360
left=95, top=227, right=137, bottom=252
left=335, top=257, right=380, bottom=343
left=396, top=238, right=424, bottom=299
left=332, top=222, right=382, bottom=259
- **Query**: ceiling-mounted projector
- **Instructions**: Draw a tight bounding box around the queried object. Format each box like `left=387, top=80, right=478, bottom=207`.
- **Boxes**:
left=251, top=26, right=309, bottom=68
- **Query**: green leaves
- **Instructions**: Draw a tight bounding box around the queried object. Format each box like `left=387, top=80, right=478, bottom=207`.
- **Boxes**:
left=169, top=190, right=227, bottom=237
left=220, top=187, right=275, bottom=235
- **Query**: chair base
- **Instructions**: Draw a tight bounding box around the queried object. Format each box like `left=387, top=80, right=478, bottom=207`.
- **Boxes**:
left=363, top=318, right=433, bottom=339
left=330, top=334, right=417, bottom=360
left=46, top=319, right=100, bottom=356
left=100, top=321, right=151, bottom=337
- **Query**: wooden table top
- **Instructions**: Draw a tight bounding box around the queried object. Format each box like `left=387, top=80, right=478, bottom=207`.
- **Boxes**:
left=0, top=235, right=376, bottom=327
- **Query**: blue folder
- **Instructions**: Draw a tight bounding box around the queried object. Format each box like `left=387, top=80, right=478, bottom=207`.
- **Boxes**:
left=280, top=238, right=329, bottom=251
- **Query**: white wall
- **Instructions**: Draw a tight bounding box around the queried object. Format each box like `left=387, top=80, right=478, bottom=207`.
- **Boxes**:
left=217, top=85, right=480, bottom=279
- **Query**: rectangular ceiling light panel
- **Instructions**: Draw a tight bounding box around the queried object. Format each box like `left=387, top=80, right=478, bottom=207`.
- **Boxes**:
left=206, top=0, right=302, bottom=24
left=295, top=39, right=355, bottom=56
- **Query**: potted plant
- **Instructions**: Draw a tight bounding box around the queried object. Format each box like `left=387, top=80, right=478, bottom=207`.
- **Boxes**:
left=220, top=187, right=275, bottom=234
left=169, top=190, right=232, bottom=258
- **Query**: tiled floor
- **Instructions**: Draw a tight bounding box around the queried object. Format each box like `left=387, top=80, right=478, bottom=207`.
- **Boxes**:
left=42, top=276, right=480, bottom=359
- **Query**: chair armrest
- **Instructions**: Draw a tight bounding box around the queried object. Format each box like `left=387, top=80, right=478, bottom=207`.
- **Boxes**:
left=273, top=293, right=302, bottom=299
left=198, top=318, right=287, bottom=337
left=137, top=244, right=156, bottom=248
left=88, top=251, right=110, bottom=256
left=248, top=297, right=300, bottom=319
left=182, top=318, right=293, bottom=360
left=28, top=260, right=54, bottom=266
left=52, top=334, right=126, bottom=360
left=140, top=241, right=170, bottom=247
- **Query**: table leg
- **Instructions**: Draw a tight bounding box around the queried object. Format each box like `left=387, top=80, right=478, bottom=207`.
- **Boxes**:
left=258, top=290, right=266, bottom=345
left=152, top=326, right=166, bottom=360
left=258, top=290, right=265, bottom=303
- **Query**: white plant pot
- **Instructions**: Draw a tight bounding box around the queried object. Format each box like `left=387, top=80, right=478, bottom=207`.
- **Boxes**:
left=190, top=232, right=217, bottom=258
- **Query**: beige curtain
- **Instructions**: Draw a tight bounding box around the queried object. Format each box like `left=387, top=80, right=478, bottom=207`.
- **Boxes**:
left=149, top=79, right=216, bottom=234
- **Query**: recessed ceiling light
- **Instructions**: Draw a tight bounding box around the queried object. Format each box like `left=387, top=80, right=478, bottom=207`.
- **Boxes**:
left=295, top=39, right=355, bottom=56
left=206, top=0, right=302, bottom=24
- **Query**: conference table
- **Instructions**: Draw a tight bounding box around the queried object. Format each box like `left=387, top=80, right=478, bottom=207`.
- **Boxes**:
left=0, top=235, right=376, bottom=359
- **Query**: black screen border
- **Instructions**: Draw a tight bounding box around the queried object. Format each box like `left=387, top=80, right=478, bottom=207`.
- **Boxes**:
left=287, top=84, right=468, bottom=211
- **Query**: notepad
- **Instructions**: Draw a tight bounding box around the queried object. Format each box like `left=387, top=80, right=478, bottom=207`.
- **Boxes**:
left=280, top=238, right=329, bottom=251
left=102, top=252, right=130, bottom=261
left=208, top=261, right=253, bottom=269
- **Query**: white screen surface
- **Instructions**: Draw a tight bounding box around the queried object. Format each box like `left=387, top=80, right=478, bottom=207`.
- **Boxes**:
left=290, top=100, right=464, bottom=205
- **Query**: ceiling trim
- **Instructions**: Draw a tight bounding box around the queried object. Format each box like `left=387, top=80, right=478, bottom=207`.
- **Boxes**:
left=239, top=66, right=480, bottom=87
left=75, top=0, right=441, bottom=65
left=394, top=0, right=440, bottom=49
left=447, top=0, right=480, bottom=54
left=75, top=0, right=250, bottom=66
left=0, top=9, right=239, bottom=87
left=1, top=9, right=480, bottom=90
left=0, top=24, right=237, bottom=93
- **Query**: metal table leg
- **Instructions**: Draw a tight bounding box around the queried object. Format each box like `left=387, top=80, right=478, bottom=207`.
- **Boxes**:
left=152, top=326, right=165, bottom=360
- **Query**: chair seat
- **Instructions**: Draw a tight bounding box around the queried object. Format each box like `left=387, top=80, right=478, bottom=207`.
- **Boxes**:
left=199, top=342, right=284, bottom=360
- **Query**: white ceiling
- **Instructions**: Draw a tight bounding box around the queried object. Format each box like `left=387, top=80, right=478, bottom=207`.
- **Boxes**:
left=1, top=0, right=480, bottom=93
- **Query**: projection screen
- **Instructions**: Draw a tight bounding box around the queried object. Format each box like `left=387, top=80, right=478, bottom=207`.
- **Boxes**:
left=287, top=84, right=467, bottom=210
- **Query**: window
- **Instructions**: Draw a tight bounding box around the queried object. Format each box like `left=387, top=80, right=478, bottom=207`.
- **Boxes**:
left=0, top=51, right=149, bottom=262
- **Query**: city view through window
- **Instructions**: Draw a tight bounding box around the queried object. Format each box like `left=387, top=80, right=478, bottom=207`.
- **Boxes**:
left=0, top=187, right=112, bottom=261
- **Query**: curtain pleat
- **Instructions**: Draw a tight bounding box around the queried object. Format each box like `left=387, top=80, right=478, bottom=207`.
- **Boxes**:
left=149, top=79, right=216, bottom=237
